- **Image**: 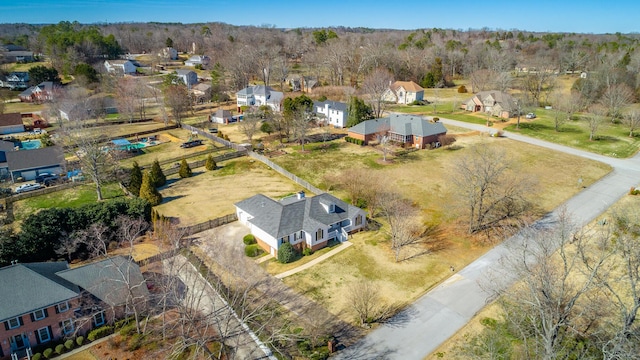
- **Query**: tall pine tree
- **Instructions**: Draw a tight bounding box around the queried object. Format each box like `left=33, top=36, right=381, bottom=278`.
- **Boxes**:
left=149, top=160, right=166, bottom=187
left=128, top=161, right=143, bottom=196
left=178, top=159, right=192, bottom=178
left=139, top=171, right=162, bottom=206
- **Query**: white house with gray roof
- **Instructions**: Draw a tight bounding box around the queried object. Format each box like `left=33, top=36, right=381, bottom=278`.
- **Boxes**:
left=313, top=100, right=349, bottom=128
left=236, top=85, right=283, bottom=112
left=348, top=114, right=447, bottom=149
left=235, top=192, right=366, bottom=256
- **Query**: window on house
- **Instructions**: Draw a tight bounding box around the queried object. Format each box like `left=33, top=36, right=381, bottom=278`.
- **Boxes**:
left=93, top=311, right=105, bottom=327
left=36, top=327, right=51, bottom=343
left=61, top=319, right=74, bottom=335
left=33, top=309, right=47, bottom=321
left=355, top=215, right=363, bottom=226
left=56, top=301, right=69, bottom=313
left=6, top=317, right=21, bottom=329
left=316, top=228, right=324, bottom=241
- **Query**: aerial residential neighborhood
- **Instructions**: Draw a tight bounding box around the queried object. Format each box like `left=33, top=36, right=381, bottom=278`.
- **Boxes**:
left=0, top=3, right=639, bottom=360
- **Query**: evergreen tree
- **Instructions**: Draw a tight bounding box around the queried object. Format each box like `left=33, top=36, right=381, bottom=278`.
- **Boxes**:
left=149, top=160, right=166, bottom=188
left=205, top=154, right=217, bottom=171
left=128, top=161, right=143, bottom=196
left=347, top=96, right=374, bottom=127
left=178, top=159, right=192, bottom=178
left=139, top=171, right=162, bottom=206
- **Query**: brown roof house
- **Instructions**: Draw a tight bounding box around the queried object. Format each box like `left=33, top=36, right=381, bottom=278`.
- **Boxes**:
left=382, top=81, right=425, bottom=104
left=348, top=114, right=447, bottom=149
left=0, top=113, right=25, bottom=135
left=463, top=91, right=518, bottom=119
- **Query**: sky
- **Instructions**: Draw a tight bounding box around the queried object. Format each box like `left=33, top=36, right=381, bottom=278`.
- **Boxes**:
left=0, top=0, right=637, bottom=34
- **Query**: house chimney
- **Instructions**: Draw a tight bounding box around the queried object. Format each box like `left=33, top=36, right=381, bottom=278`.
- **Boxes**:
left=297, top=191, right=305, bottom=200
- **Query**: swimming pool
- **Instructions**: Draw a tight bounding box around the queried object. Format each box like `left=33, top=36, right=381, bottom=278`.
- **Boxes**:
left=20, top=139, right=42, bottom=150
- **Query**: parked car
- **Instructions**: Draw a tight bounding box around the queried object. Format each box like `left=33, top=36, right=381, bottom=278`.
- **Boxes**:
left=208, top=128, right=218, bottom=133
left=35, top=173, right=63, bottom=186
left=180, top=140, right=204, bottom=148
left=526, top=112, right=537, bottom=119
left=14, top=183, right=42, bottom=194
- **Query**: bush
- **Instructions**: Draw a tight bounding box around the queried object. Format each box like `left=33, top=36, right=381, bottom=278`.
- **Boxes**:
left=127, top=333, right=145, bottom=351
left=43, top=348, right=53, bottom=359
left=76, top=336, right=84, bottom=346
left=243, top=234, right=256, bottom=245
left=139, top=171, right=163, bottom=206
left=457, top=85, right=467, bottom=93
left=32, top=353, right=42, bottom=360
left=244, top=244, right=262, bottom=257
left=223, top=134, right=230, bottom=141
left=55, top=344, right=65, bottom=355
left=303, top=248, right=314, bottom=256
left=87, top=325, right=114, bottom=342
left=432, top=117, right=440, bottom=122
left=149, top=159, right=166, bottom=187
left=178, top=159, right=192, bottom=178
left=205, top=154, right=217, bottom=170
left=64, top=339, right=74, bottom=350
left=278, top=242, right=297, bottom=263
left=119, top=322, right=138, bottom=336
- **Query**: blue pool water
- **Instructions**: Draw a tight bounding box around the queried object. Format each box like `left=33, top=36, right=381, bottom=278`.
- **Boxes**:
left=20, top=139, right=42, bottom=150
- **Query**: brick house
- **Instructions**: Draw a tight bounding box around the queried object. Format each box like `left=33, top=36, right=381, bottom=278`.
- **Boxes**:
left=0, top=257, right=148, bottom=359
left=235, top=192, right=366, bottom=256
left=463, top=90, right=518, bottom=119
left=348, top=114, right=447, bottom=149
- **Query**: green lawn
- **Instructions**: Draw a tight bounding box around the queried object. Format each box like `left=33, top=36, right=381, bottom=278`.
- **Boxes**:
left=504, top=109, right=640, bottom=158
left=12, top=182, right=124, bottom=222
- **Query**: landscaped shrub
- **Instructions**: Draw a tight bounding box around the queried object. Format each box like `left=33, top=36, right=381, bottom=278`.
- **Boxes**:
left=218, top=130, right=224, bottom=138
left=243, top=234, right=256, bottom=245
left=76, top=336, right=84, bottom=346
left=303, top=248, right=314, bottom=256
left=149, top=159, right=166, bottom=187
left=278, top=242, right=297, bottom=263
left=119, top=322, right=138, bottom=337
left=223, top=134, right=230, bottom=141
left=205, top=154, right=216, bottom=170
left=127, top=333, right=145, bottom=351
left=140, top=171, right=163, bottom=206
left=42, top=348, right=53, bottom=359
left=87, top=325, right=114, bottom=342
left=432, top=117, right=440, bottom=122
left=32, top=353, right=42, bottom=360
left=64, top=339, right=74, bottom=350
left=55, top=344, right=65, bottom=355
left=244, top=244, right=262, bottom=257
left=457, top=85, right=467, bottom=93
left=178, top=159, right=192, bottom=178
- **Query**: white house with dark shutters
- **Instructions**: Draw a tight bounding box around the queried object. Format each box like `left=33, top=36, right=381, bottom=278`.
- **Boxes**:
left=313, top=100, right=349, bottom=128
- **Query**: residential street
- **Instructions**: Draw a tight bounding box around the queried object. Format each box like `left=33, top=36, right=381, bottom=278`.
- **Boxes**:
left=167, top=255, right=276, bottom=360
left=335, top=117, right=640, bottom=359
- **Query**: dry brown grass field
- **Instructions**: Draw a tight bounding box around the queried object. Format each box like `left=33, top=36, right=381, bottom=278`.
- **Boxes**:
left=154, top=156, right=309, bottom=226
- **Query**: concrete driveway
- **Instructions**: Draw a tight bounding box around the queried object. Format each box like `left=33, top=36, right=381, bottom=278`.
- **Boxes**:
left=335, top=117, right=640, bottom=359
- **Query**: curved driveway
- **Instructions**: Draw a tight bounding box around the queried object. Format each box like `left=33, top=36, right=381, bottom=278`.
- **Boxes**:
left=335, top=117, right=640, bottom=360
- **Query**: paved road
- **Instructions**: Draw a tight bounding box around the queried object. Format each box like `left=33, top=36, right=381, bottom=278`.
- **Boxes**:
left=335, top=117, right=640, bottom=360
left=168, top=255, right=276, bottom=360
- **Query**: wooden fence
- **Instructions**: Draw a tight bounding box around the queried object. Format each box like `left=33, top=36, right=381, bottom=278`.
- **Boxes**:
left=181, top=124, right=250, bottom=151
left=161, top=150, right=247, bottom=176
left=177, top=213, right=238, bottom=235
left=247, top=152, right=324, bottom=195
left=9, top=180, right=90, bottom=202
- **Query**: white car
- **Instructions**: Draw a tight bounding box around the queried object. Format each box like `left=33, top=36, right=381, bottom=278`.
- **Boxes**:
left=525, top=112, right=537, bottom=119
left=14, top=183, right=42, bottom=194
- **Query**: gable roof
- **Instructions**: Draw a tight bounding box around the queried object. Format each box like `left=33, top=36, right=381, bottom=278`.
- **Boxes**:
left=237, top=85, right=275, bottom=97
left=56, top=256, right=149, bottom=307
left=391, top=81, right=424, bottom=92
left=214, top=109, right=232, bottom=118
left=176, top=69, right=196, bottom=76
left=472, top=91, right=517, bottom=111
left=0, top=262, right=79, bottom=322
left=0, top=113, right=24, bottom=128
left=314, top=100, right=348, bottom=113
left=349, top=114, right=447, bottom=137
left=235, top=193, right=363, bottom=238
left=6, top=146, right=65, bottom=172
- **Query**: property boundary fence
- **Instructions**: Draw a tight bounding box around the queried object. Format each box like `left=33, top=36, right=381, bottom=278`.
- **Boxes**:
left=248, top=152, right=324, bottom=195
left=161, top=150, right=247, bottom=176
left=182, top=124, right=249, bottom=151
left=177, top=213, right=238, bottom=235
left=135, top=248, right=181, bottom=267
left=10, top=180, right=90, bottom=202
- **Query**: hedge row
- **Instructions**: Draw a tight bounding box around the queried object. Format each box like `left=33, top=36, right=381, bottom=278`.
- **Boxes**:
left=344, top=136, right=365, bottom=145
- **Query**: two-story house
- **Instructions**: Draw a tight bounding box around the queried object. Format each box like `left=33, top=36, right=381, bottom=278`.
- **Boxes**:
left=175, top=69, right=198, bottom=90
left=0, top=257, right=149, bottom=359
left=0, top=72, right=29, bottom=90
left=184, top=55, right=210, bottom=67
left=235, top=192, right=366, bottom=256
left=382, top=81, right=425, bottom=104
left=463, top=90, right=518, bottom=119
left=236, top=85, right=283, bottom=112
left=19, top=82, right=57, bottom=103
left=313, top=100, right=349, bottom=128
left=104, top=60, right=138, bottom=75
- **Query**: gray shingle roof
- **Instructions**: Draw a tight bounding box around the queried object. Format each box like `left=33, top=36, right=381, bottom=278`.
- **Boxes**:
left=237, top=85, right=274, bottom=97
left=349, top=114, right=447, bottom=137
left=0, top=262, right=79, bottom=322
left=472, top=91, right=517, bottom=111
left=314, top=100, right=348, bottom=113
left=235, top=193, right=363, bottom=238
left=6, top=146, right=64, bottom=172
left=176, top=69, right=196, bottom=76
left=56, top=256, right=149, bottom=307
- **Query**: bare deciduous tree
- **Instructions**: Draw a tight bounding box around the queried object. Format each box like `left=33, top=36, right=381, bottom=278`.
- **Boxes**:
left=600, top=83, right=634, bottom=122
left=347, top=280, right=381, bottom=326
left=452, top=144, right=534, bottom=235
left=587, top=105, right=606, bottom=141
left=362, top=68, right=393, bottom=119
left=238, top=110, right=261, bottom=143
left=622, top=110, right=640, bottom=137
left=379, top=191, right=424, bottom=262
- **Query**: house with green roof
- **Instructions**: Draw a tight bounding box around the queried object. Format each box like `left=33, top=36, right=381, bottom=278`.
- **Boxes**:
left=235, top=192, right=366, bottom=256
left=347, top=114, right=447, bottom=149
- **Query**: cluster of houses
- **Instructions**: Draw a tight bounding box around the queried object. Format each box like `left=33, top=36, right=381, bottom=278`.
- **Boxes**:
left=0, top=256, right=148, bottom=359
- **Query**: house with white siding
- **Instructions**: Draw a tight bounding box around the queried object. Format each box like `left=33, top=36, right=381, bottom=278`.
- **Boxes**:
left=313, top=100, right=348, bottom=128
